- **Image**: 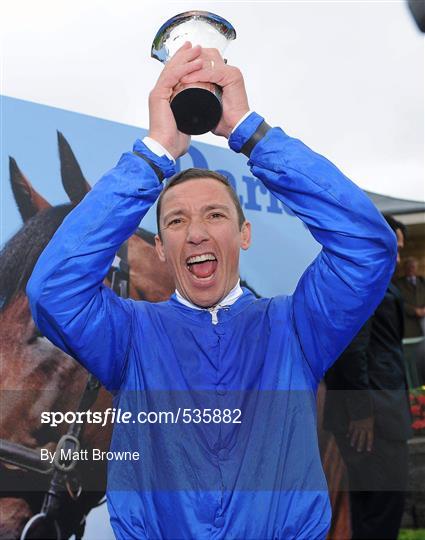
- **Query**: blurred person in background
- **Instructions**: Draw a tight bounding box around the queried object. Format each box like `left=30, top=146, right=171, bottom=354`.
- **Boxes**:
left=397, top=256, right=425, bottom=338
left=323, top=215, right=413, bottom=540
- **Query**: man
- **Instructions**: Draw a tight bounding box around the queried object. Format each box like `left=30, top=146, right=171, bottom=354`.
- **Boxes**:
left=324, top=215, right=413, bottom=540
left=397, top=256, right=425, bottom=338
left=27, top=44, right=397, bottom=539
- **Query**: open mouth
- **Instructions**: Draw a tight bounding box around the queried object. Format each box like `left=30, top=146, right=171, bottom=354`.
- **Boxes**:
left=186, top=253, right=218, bottom=279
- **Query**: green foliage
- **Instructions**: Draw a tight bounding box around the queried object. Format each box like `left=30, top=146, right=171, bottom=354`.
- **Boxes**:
left=398, top=529, right=425, bottom=540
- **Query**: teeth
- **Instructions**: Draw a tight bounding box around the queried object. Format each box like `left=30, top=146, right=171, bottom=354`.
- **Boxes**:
left=187, top=253, right=216, bottom=265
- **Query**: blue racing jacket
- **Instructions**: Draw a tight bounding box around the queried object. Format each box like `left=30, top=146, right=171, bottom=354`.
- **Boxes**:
left=27, top=112, right=397, bottom=539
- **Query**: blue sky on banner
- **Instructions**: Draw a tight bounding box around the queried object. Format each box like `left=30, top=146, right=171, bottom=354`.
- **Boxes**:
left=1, top=96, right=320, bottom=298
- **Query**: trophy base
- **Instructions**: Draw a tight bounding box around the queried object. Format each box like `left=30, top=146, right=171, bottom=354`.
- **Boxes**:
left=171, top=88, right=222, bottom=135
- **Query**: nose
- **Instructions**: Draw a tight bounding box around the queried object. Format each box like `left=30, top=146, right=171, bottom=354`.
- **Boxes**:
left=186, top=218, right=210, bottom=245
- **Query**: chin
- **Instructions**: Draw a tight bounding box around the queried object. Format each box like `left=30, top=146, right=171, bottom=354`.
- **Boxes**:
left=180, top=271, right=221, bottom=306
left=190, top=291, right=223, bottom=308
left=184, top=283, right=225, bottom=308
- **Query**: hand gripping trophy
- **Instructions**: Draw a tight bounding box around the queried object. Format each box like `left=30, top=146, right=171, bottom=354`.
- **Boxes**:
left=151, top=11, right=236, bottom=135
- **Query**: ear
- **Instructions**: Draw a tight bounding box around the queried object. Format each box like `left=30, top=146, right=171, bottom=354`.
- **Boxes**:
left=240, top=221, right=251, bottom=251
left=155, top=234, right=166, bottom=262
left=9, top=157, right=52, bottom=221
left=57, top=131, right=91, bottom=204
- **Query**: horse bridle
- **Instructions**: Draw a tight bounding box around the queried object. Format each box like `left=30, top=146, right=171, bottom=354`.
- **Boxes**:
left=0, top=231, right=140, bottom=539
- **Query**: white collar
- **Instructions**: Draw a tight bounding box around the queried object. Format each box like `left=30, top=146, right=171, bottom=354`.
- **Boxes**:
left=175, top=280, right=243, bottom=324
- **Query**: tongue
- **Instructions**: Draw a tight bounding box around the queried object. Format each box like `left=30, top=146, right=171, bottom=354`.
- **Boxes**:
left=190, top=260, right=217, bottom=278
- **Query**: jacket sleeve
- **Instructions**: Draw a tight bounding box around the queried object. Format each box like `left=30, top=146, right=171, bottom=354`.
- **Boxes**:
left=26, top=141, right=175, bottom=391
left=229, top=112, right=397, bottom=383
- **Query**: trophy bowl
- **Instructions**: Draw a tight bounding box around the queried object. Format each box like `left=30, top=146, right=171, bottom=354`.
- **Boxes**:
left=151, top=11, right=236, bottom=135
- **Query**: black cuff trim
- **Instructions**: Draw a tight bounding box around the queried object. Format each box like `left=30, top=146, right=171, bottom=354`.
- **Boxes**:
left=132, top=151, right=165, bottom=182
left=240, top=120, right=272, bottom=158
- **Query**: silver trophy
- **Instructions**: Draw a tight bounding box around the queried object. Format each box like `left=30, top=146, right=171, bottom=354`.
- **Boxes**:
left=151, top=11, right=236, bottom=135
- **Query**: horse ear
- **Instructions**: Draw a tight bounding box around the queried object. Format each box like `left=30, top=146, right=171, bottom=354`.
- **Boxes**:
left=9, top=157, right=52, bottom=222
left=57, top=131, right=91, bottom=204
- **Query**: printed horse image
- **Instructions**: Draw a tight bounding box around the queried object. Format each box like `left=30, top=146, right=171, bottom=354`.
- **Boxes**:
left=0, top=133, right=174, bottom=539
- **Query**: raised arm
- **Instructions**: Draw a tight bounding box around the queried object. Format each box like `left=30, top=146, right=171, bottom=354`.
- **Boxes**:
left=26, top=43, right=202, bottom=391
left=235, top=117, right=396, bottom=380
left=182, top=48, right=397, bottom=382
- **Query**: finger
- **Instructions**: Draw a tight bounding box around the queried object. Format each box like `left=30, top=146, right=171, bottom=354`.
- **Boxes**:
left=180, top=60, right=238, bottom=86
left=180, top=65, right=225, bottom=85
left=168, top=40, right=191, bottom=60
left=159, top=58, right=203, bottom=90
left=174, top=47, right=240, bottom=88
left=349, top=429, right=358, bottom=448
left=366, top=431, right=373, bottom=452
left=167, top=43, right=202, bottom=67
left=356, top=430, right=366, bottom=452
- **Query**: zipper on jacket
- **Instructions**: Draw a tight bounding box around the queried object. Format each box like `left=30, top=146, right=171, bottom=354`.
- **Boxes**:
left=207, top=305, right=230, bottom=325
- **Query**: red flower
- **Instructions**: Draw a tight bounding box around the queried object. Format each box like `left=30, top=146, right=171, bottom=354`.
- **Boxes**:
left=417, top=395, right=425, bottom=406
left=411, top=405, right=422, bottom=417
left=412, top=419, right=425, bottom=430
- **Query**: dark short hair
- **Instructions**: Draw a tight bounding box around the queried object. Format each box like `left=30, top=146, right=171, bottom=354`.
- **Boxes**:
left=384, top=214, right=407, bottom=240
left=156, top=168, right=246, bottom=238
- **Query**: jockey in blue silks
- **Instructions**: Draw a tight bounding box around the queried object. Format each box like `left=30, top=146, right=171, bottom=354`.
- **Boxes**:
left=27, top=43, right=396, bottom=539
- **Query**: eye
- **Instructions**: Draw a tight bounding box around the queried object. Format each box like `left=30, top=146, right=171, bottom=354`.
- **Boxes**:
left=209, top=212, right=224, bottom=219
left=168, top=218, right=183, bottom=226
